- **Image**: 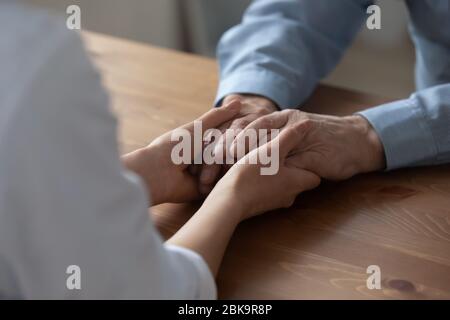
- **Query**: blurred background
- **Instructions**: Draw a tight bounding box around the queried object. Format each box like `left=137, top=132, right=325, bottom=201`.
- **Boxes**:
left=28, top=0, right=415, bottom=99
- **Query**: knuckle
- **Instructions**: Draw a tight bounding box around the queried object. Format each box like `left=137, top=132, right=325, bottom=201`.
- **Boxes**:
left=296, top=110, right=308, bottom=118
left=281, top=109, right=292, bottom=117
left=257, top=116, right=271, bottom=128
left=234, top=119, right=250, bottom=128
left=296, top=118, right=314, bottom=131
left=223, top=95, right=242, bottom=105
left=255, top=108, right=269, bottom=117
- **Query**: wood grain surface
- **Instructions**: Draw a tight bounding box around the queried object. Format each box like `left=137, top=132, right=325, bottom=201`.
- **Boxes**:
left=83, top=32, right=450, bottom=300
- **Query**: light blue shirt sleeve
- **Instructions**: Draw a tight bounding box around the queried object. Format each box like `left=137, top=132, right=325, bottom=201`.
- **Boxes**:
left=216, top=0, right=373, bottom=107
left=216, top=0, right=450, bottom=170
left=358, top=84, right=450, bottom=170
left=406, top=0, right=450, bottom=90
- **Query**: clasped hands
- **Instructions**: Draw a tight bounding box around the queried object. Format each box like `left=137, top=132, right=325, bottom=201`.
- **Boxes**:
left=123, top=94, right=385, bottom=223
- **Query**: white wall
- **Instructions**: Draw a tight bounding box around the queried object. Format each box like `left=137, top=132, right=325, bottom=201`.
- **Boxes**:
left=28, top=0, right=183, bottom=49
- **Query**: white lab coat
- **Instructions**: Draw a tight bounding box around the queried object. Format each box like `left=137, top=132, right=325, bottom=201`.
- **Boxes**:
left=0, top=2, right=215, bottom=299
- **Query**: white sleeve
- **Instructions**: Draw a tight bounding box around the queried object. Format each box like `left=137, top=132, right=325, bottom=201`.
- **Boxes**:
left=0, top=16, right=216, bottom=299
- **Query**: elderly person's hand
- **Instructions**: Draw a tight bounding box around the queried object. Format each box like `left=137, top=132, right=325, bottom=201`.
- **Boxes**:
left=122, top=100, right=242, bottom=205
left=231, top=110, right=386, bottom=181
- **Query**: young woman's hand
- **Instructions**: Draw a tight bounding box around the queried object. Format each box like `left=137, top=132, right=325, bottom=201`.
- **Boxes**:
left=166, top=119, right=320, bottom=278
left=122, top=101, right=241, bottom=205
left=206, top=122, right=321, bottom=222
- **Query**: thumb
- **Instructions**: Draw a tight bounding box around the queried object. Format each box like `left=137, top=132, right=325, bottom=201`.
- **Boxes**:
left=183, top=100, right=241, bottom=134
left=291, top=168, right=321, bottom=192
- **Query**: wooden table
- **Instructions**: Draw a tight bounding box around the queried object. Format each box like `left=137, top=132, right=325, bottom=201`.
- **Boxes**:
left=83, top=32, right=450, bottom=300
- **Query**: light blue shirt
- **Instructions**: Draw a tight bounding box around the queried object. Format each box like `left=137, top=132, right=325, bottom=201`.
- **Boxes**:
left=216, top=0, right=450, bottom=170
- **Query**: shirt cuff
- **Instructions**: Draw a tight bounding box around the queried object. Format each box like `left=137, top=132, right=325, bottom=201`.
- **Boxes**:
left=165, top=244, right=217, bottom=300
left=215, top=69, right=302, bottom=108
left=357, top=97, right=438, bottom=170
